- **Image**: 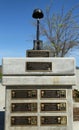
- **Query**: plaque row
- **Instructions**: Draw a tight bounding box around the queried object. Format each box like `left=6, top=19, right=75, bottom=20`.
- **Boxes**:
left=11, top=116, right=67, bottom=126
left=11, top=89, right=66, bottom=99
left=11, top=102, right=66, bottom=112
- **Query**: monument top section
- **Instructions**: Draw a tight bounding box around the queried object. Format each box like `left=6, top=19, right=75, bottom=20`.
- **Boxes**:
left=27, top=9, right=51, bottom=57
left=32, top=8, right=44, bottom=50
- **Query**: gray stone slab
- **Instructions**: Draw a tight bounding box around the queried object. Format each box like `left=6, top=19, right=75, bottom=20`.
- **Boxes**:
left=2, top=76, right=76, bottom=86
left=2, top=58, right=76, bottom=76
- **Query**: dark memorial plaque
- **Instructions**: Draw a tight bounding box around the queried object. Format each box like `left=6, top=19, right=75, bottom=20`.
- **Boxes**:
left=41, top=116, right=67, bottom=125
left=41, top=90, right=66, bottom=98
left=11, top=103, right=37, bottom=112
left=41, top=103, right=66, bottom=112
left=27, top=50, right=50, bottom=57
left=26, top=62, right=52, bottom=71
left=11, top=116, right=37, bottom=126
left=11, top=90, right=37, bottom=99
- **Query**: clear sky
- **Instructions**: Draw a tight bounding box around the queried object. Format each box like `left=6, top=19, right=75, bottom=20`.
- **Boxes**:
left=0, top=0, right=79, bottom=66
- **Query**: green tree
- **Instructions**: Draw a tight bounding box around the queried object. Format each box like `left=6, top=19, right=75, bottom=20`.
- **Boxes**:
left=0, top=65, right=2, bottom=81
left=0, top=72, right=2, bottom=81
left=40, top=4, right=79, bottom=57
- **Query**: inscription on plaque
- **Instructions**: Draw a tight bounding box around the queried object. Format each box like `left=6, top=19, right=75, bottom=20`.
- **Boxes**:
left=41, top=90, right=66, bottom=98
left=26, top=62, right=52, bottom=71
left=41, top=103, right=66, bottom=112
left=11, top=116, right=37, bottom=126
left=11, top=90, right=37, bottom=99
left=11, top=103, right=37, bottom=112
left=27, top=51, right=50, bottom=57
left=41, top=116, right=67, bottom=125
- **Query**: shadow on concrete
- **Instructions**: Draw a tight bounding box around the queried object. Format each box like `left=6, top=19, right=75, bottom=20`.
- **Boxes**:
left=0, top=111, right=5, bottom=130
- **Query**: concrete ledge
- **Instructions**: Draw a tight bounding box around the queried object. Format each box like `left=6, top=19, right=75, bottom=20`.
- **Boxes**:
left=2, top=76, right=76, bottom=86
left=0, top=83, right=5, bottom=111
left=73, top=122, right=79, bottom=130
left=2, top=58, right=76, bottom=76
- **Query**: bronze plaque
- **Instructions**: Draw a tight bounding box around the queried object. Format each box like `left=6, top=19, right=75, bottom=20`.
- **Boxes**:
left=27, top=50, right=50, bottom=57
left=11, top=116, right=37, bottom=126
left=11, top=103, right=37, bottom=112
left=41, top=116, right=67, bottom=125
left=41, top=90, right=66, bottom=98
left=26, top=62, right=52, bottom=71
left=41, top=103, right=66, bottom=112
left=73, top=108, right=79, bottom=121
left=11, top=90, right=37, bottom=99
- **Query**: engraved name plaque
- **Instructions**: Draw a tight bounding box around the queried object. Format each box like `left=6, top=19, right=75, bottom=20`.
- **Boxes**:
left=26, top=62, right=52, bottom=71
left=11, top=103, right=37, bottom=112
left=27, top=50, right=50, bottom=57
left=41, top=103, right=66, bottom=112
left=11, top=90, right=37, bottom=99
left=41, top=90, right=66, bottom=98
left=41, top=116, right=67, bottom=125
left=11, top=116, right=37, bottom=126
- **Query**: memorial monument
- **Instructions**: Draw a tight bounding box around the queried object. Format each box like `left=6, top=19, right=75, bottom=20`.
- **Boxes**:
left=2, top=9, right=76, bottom=130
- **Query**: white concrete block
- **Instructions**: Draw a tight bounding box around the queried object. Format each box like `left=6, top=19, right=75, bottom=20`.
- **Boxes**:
left=73, top=122, right=79, bottom=130
left=2, top=76, right=76, bottom=86
left=2, top=57, right=76, bottom=75
left=0, top=83, right=5, bottom=111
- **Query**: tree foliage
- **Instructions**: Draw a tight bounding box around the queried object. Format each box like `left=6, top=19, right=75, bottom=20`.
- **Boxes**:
left=0, top=65, right=2, bottom=81
left=40, top=4, right=79, bottom=57
left=0, top=73, right=2, bottom=81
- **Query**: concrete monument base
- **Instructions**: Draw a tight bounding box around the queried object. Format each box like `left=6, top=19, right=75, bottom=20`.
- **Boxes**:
left=2, top=57, right=76, bottom=130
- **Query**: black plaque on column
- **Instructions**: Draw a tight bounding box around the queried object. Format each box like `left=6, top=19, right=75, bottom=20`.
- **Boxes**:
left=41, top=116, right=67, bottom=125
left=11, top=103, right=37, bottom=112
left=11, top=90, right=37, bottom=99
left=11, top=116, right=37, bottom=126
left=41, top=90, right=66, bottom=98
left=27, top=50, right=50, bottom=57
left=41, top=103, right=66, bottom=112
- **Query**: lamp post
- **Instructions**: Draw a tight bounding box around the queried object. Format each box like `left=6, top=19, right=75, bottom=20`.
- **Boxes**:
left=32, top=9, right=44, bottom=50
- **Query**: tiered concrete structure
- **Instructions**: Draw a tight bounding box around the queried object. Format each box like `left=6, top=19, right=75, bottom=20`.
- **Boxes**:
left=2, top=51, right=76, bottom=130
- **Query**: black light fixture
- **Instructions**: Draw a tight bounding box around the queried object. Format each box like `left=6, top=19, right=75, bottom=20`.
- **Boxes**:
left=32, top=9, right=44, bottom=50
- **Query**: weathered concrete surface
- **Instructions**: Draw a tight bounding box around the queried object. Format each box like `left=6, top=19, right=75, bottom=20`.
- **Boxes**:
left=2, top=58, right=76, bottom=75
left=76, top=69, right=79, bottom=89
left=0, top=81, right=78, bottom=130
left=0, top=83, right=5, bottom=111
left=5, top=87, right=73, bottom=130
left=2, top=76, right=76, bottom=86
left=73, top=122, right=79, bottom=130
left=2, top=57, right=76, bottom=130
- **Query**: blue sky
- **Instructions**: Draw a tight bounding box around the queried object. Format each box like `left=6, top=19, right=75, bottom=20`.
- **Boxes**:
left=0, top=0, right=79, bottom=66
